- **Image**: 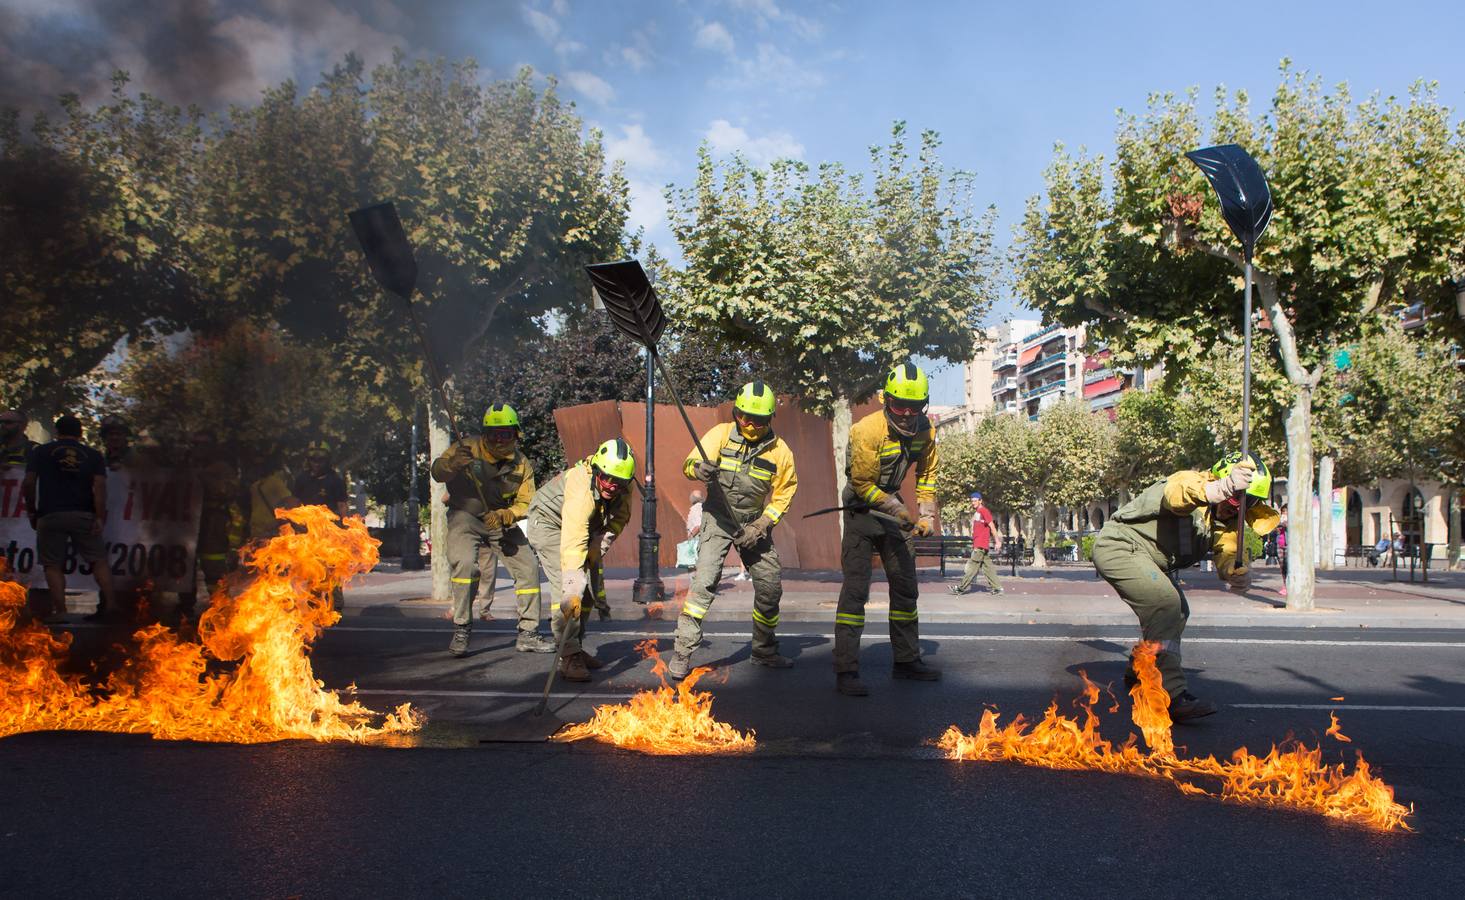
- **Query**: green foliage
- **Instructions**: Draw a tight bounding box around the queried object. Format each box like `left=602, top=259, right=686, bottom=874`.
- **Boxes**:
left=938, top=399, right=1114, bottom=518
left=1334, top=318, right=1465, bottom=484
left=1080, top=533, right=1097, bottom=561
left=664, top=123, right=999, bottom=413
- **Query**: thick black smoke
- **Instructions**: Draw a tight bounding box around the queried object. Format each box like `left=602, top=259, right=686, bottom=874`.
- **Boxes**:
left=0, top=0, right=531, bottom=114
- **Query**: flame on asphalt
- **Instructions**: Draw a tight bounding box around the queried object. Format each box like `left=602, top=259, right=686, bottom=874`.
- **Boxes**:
left=554, top=639, right=755, bottom=755
left=0, top=506, right=423, bottom=744
left=937, top=641, right=1411, bottom=831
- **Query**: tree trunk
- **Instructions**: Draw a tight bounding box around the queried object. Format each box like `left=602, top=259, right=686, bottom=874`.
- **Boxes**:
left=831, top=396, right=852, bottom=537
left=1316, top=454, right=1335, bottom=571
left=1283, top=388, right=1317, bottom=609
left=428, top=393, right=452, bottom=603
left=1448, top=488, right=1461, bottom=571
left=1030, top=499, right=1047, bottom=569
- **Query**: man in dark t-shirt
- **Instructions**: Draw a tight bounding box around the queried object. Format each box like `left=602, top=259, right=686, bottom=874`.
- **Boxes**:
left=22, top=414, right=116, bottom=621
left=293, top=441, right=349, bottom=517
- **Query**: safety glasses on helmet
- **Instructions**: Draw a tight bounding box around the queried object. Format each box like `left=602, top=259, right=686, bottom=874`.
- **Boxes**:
left=885, top=399, right=926, bottom=418
left=483, top=426, right=517, bottom=443
left=594, top=470, right=631, bottom=498
left=733, top=410, right=772, bottom=428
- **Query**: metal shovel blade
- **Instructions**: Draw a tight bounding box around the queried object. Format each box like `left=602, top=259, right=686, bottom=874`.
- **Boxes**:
left=1184, top=144, right=1273, bottom=257
left=585, top=259, right=666, bottom=346
left=349, top=201, right=419, bottom=299
left=477, top=708, right=569, bottom=744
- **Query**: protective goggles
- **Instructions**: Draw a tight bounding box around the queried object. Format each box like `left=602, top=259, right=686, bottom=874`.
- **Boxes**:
left=733, top=410, right=772, bottom=427
left=885, top=399, right=927, bottom=418
left=594, top=471, right=632, bottom=496
left=483, top=426, right=518, bottom=442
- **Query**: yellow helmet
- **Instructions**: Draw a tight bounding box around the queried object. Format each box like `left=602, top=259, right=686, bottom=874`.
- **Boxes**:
left=1211, top=452, right=1272, bottom=501
left=733, top=381, right=777, bottom=418
left=306, top=440, right=332, bottom=457
left=482, top=403, right=520, bottom=429
left=884, top=363, right=929, bottom=404
left=591, top=438, right=636, bottom=481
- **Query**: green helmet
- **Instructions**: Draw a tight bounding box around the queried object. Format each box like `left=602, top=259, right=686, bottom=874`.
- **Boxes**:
left=482, top=403, right=520, bottom=429
left=591, top=438, right=636, bottom=481
left=1211, top=452, right=1272, bottom=501
left=733, top=381, right=776, bottom=418
left=884, top=363, right=929, bottom=404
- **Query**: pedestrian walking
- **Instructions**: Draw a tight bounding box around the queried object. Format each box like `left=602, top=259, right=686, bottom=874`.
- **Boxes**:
left=676, top=488, right=704, bottom=570
left=834, top=364, right=941, bottom=697
left=950, top=491, right=1003, bottom=595
left=524, top=439, right=634, bottom=683
left=293, top=442, right=349, bottom=517
left=430, top=404, right=553, bottom=658
left=21, top=415, right=116, bottom=622
left=670, top=382, right=799, bottom=679
left=1, top=409, right=37, bottom=468
left=1090, top=452, right=1277, bottom=722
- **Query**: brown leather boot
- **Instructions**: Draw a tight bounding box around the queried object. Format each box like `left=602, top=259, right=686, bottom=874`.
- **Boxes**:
left=577, top=650, right=605, bottom=670
left=559, top=653, right=591, bottom=683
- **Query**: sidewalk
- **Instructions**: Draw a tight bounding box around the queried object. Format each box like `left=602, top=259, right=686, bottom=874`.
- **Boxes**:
left=344, top=560, right=1465, bottom=631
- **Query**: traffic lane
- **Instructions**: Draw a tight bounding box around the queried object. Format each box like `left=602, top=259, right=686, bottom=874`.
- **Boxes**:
left=0, top=734, right=1448, bottom=900
left=310, top=626, right=1465, bottom=833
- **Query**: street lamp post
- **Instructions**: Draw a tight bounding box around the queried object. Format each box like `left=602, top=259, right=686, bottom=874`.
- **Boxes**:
left=633, top=346, right=664, bottom=604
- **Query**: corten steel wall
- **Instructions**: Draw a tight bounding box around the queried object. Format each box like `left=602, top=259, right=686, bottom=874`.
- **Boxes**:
left=550, top=397, right=934, bottom=570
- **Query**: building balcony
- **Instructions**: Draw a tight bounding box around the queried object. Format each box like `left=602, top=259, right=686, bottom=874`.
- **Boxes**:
left=1020, top=352, right=1065, bottom=375
left=993, top=353, right=1018, bottom=370
left=1083, top=367, right=1113, bottom=385
left=1021, top=379, right=1066, bottom=400
left=1021, top=322, right=1062, bottom=346
left=991, top=377, right=1017, bottom=393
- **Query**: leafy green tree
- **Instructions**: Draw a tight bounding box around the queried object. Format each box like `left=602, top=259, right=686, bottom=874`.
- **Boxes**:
left=1111, top=385, right=1219, bottom=488
left=939, top=401, right=1114, bottom=567
left=0, top=76, right=203, bottom=416
left=665, top=123, right=999, bottom=497
left=1026, top=400, right=1116, bottom=566
left=1015, top=66, right=1465, bottom=607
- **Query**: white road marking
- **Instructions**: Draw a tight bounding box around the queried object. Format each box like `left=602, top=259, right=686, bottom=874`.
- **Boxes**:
left=353, top=688, right=637, bottom=700
left=1233, top=703, right=1465, bottom=713
left=327, top=625, right=1465, bottom=648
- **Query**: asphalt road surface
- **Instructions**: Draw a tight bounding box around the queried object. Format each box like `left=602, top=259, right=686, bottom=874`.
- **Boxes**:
left=3, top=618, right=1463, bottom=898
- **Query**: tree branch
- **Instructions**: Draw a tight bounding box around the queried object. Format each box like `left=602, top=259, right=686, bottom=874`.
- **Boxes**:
left=462, top=259, right=544, bottom=351
left=1082, top=295, right=1130, bottom=321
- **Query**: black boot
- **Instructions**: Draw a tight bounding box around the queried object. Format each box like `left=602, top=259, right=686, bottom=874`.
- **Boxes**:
left=448, top=625, right=470, bottom=658
left=1169, top=691, right=1218, bottom=722
left=836, top=671, right=869, bottom=696
left=892, top=658, right=942, bottom=681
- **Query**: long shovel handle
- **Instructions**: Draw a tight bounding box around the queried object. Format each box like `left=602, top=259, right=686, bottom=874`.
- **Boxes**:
left=534, top=579, right=583, bottom=717
left=647, top=349, right=748, bottom=532
left=1236, top=256, right=1254, bottom=575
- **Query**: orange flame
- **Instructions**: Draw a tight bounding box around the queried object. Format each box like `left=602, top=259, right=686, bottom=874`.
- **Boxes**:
left=553, top=639, right=755, bottom=755
left=0, top=506, right=423, bottom=744
left=937, top=640, right=1411, bottom=832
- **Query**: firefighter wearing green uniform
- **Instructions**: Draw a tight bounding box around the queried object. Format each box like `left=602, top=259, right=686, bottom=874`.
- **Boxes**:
left=525, top=439, right=634, bottom=683
left=834, top=364, right=942, bottom=697
left=430, top=404, right=554, bottom=658
left=669, top=381, right=799, bottom=680
left=1092, top=452, right=1279, bottom=721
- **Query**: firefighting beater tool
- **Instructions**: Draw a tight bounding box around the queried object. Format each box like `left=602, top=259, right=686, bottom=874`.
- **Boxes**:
left=1185, top=145, right=1273, bottom=576
left=351, top=203, right=564, bottom=742
left=585, top=259, right=750, bottom=531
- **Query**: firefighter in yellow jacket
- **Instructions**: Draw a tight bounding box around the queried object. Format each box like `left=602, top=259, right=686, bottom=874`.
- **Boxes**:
left=834, top=364, right=942, bottom=697
left=1092, top=452, right=1279, bottom=721
left=669, top=381, right=798, bottom=680
left=430, top=404, right=554, bottom=658
left=525, top=439, right=634, bottom=683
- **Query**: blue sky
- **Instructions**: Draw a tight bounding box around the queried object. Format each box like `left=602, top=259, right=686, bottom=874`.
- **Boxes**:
left=5, top=0, right=1462, bottom=402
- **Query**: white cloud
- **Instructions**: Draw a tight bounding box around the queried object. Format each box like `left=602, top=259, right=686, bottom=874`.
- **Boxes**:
left=619, top=45, right=649, bottom=71
left=564, top=70, right=615, bottom=105
left=713, top=42, right=825, bottom=95
left=729, top=0, right=823, bottom=40
left=694, top=21, right=736, bottom=56
left=522, top=5, right=560, bottom=42
left=550, top=0, right=571, bottom=16
left=624, top=176, right=669, bottom=235
left=705, top=119, right=804, bottom=165
left=605, top=123, right=668, bottom=171
left=555, top=39, right=584, bottom=58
